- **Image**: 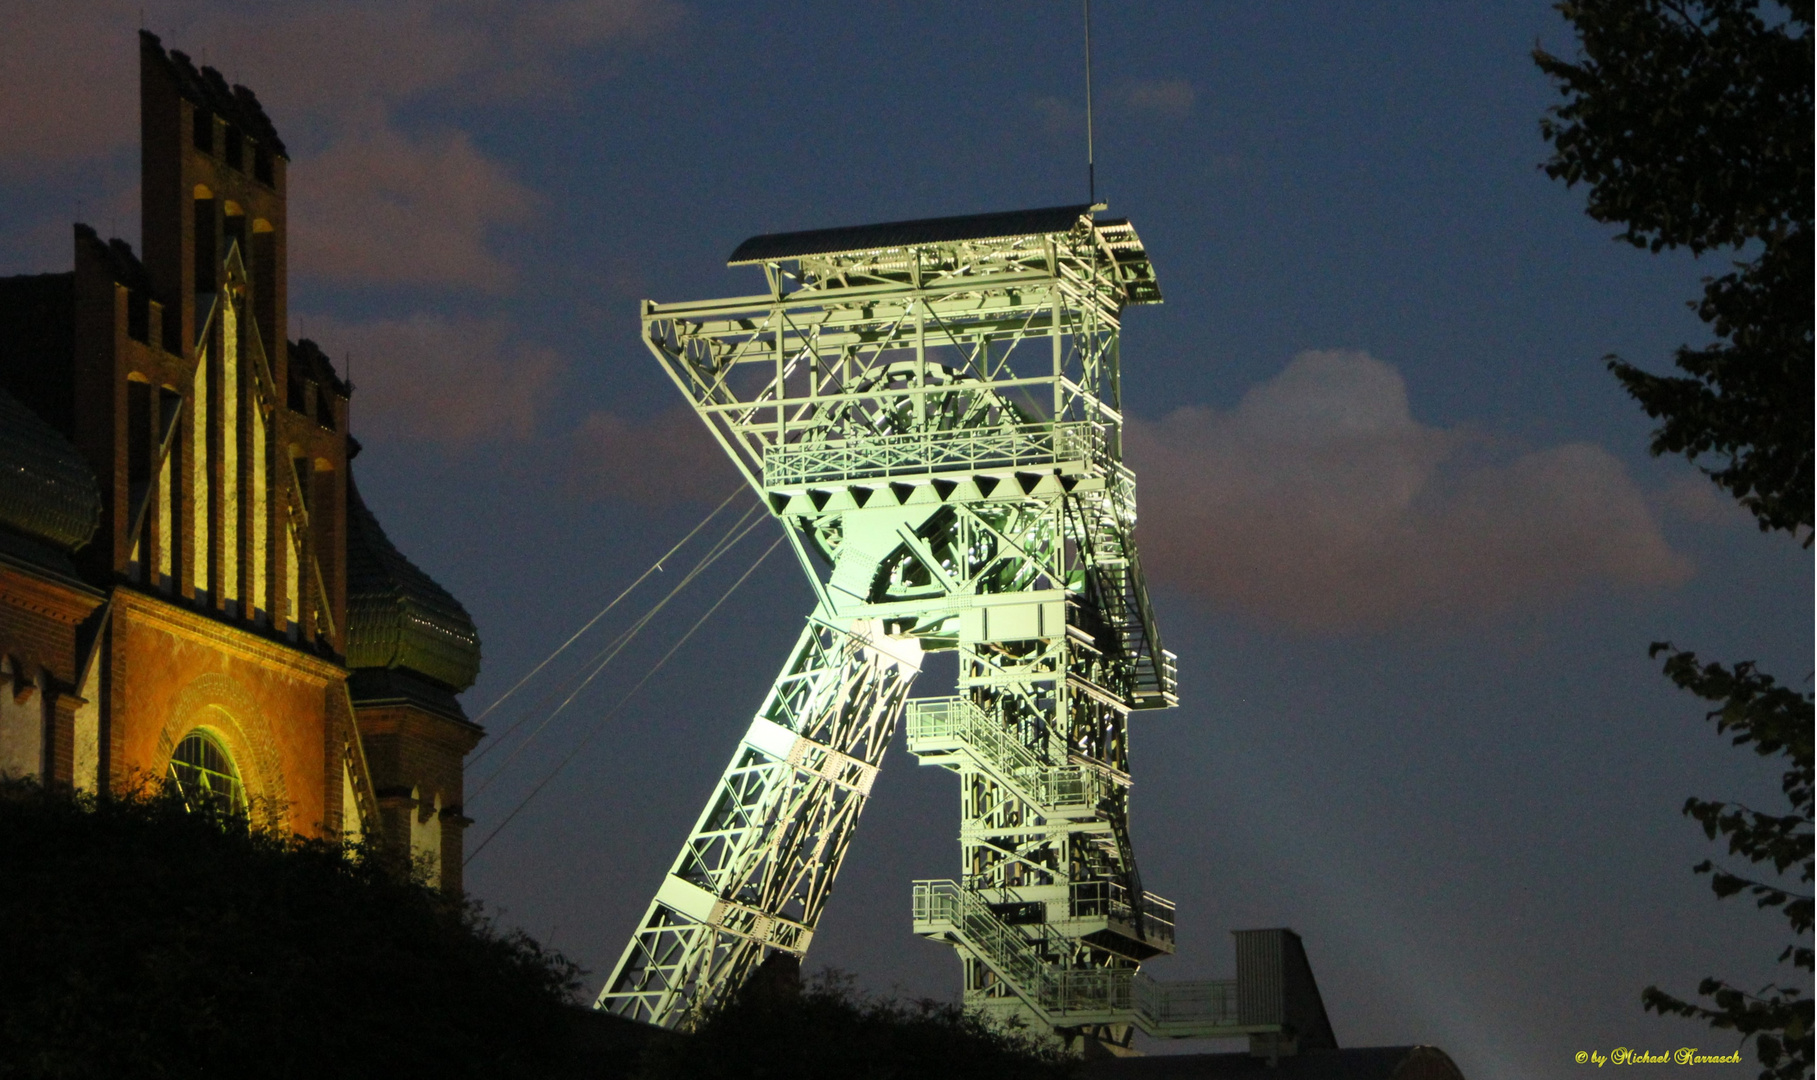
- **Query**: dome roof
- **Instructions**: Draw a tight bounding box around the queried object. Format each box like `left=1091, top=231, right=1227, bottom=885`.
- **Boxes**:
left=345, top=476, right=481, bottom=693
left=0, top=386, right=100, bottom=552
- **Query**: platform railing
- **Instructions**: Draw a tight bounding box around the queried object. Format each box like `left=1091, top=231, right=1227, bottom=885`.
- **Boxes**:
left=905, top=697, right=1115, bottom=814
left=1133, top=976, right=1240, bottom=1029
left=763, top=420, right=1102, bottom=487
left=912, top=879, right=1242, bottom=1032
left=1067, top=879, right=1177, bottom=950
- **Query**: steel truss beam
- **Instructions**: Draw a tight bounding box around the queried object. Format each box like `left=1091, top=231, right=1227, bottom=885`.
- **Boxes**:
left=597, top=615, right=920, bottom=1024
left=598, top=209, right=1198, bottom=1045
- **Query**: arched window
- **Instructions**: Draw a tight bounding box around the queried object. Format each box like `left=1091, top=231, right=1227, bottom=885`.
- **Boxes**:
left=168, top=729, right=246, bottom=816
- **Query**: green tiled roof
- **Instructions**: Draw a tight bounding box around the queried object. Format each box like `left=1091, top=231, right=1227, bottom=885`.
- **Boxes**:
left=345, top=476, right=481, bottom=693
left=0, top=387, right=99, bottom=552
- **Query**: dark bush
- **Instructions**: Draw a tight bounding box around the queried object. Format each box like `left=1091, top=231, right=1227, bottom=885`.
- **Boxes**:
left=0, top=780, right=1082, bottom=1079
left=638, top=964, right=1077, bottom=1080
left=0, top=779, right=586, bottom=1079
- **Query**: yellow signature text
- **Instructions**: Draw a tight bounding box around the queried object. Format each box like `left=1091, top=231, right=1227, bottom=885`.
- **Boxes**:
left=1573, top=1048, right=1744, bottom=1066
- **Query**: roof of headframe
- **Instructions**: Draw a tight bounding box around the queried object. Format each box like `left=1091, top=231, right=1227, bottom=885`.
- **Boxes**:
left=728, top=204, right=1097, bottom=265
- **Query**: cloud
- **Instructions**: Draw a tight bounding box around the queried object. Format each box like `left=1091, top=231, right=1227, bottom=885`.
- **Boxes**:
left=0, top=0, right=677, bottom=285
left=1121, top=77, right=1195, bottom=117
left=0, top=3, right=140, bottom=170
left=1124, top=350, right=1690, bottom=630
left=566, top=406, right=742, bottom=507
left=289, top=115, right=535, bottom=291
left=305, top=313, right=561, bottom=444
left=172, top=0, right=680, bottom=124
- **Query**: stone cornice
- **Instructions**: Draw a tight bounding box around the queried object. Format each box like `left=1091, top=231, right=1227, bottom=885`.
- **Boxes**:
left=0, top=564, right=106, bottom=625
left=113, top=588, right=346, bottom=684
left=352, top=701, right=485, bottom=754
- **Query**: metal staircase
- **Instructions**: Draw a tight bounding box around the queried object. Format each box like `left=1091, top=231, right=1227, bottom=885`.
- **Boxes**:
left=912, top=880, right=1265, bottom=1038
left=596, top=205, right=1217, bottom=1047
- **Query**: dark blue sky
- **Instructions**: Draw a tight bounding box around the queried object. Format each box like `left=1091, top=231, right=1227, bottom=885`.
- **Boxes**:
left=3, top=3, right=1809, bottom=1075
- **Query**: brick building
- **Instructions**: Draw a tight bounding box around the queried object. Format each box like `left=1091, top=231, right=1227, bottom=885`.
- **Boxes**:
left=0, top=32, right=484, bottom=891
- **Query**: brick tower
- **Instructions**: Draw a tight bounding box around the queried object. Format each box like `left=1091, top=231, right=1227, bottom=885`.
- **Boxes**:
left=0, top=32, right=484, bottom=891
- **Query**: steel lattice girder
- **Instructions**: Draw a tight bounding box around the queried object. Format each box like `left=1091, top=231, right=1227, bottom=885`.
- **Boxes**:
left=598, top=208, right=1187, bottom=1042
left=596, top=616, right=921, bottom=1024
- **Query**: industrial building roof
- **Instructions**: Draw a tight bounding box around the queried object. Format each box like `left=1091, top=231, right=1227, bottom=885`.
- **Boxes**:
left=1080, top=1046, right=1466, bottom=1080
left=728, top=204, right=1095, bottom=265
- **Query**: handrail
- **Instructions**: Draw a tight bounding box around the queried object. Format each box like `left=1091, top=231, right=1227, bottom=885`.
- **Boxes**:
left=912, top=880, right=1235, bottom=1031
left=904, top=697, right=1115, bottom=813
left=763, top=420, right=1103, bottom=487
left=1067, top=879, right=1176, bottom=948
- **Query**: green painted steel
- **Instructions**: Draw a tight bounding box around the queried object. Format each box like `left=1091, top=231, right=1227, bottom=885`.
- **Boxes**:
left=597, top=207, right=1217, bottom=1046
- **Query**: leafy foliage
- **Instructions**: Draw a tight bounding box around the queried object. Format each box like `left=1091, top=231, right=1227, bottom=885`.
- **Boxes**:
left=0, top=780, right=1086, bottom=1078
left=638, top=965, right=1077, bottom=1080
left=1536, top=4, right=1815, bottom=1078
left=0, top=779, right=590, bottom=1079
left=1535, top=0, right=1813, bottom=540
left=1637, top=647, right=1814, bottom=1080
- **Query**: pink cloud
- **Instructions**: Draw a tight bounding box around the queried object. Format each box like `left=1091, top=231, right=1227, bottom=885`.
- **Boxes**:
left=289, top=115, right=535, bottom=291
left=1125, top=350, right=1691, bottom=631
left=0, top=0, right=678, bottom=285
left=0, top=2, right=139, bottom=171
left=566, top=406, right=743, bottom=507
left=306, top=313, right=561, bottom=444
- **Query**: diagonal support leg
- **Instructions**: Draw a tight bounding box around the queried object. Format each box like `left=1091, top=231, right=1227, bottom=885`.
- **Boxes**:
left=596, top=612, right=922, bottom=1027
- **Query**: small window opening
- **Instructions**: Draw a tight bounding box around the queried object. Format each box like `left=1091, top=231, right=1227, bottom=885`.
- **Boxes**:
left=128, top=379, right=152, bottom=487
left=251, top=228, right=277, bottom=360
left=161, top=387, right=183, bottom=592
left=192, top=107, right=214, bottom=153
left=224, top=126, right=243, bottom=171
left=168, top=729, right=246, bottom=816
left=254, top=144, right=274, bottom=186
left=316, top=385, right=337, bottom=431
left=193, top=198, right=217, bottom=293
left=223, top=212, right=247, bottom=263
left=127, top=289, right=149, bottom=344
left=287, top=366, right=308, bottom=414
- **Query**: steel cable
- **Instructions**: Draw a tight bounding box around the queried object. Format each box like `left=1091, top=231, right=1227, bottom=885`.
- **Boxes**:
left=464, top=533, right=785, bottom=866
left=466, top=499, right=764, bottom=790
left=466, top=502, right=769, bottom=801
left=466, top=486, right=746, bottom=761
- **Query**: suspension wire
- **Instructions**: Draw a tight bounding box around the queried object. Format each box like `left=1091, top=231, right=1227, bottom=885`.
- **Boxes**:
left=466, top=497, right=763, bottom=777
left=467, top=485, right=745, bottom=752
left=464, top=534, right=786, bottom=867
left=467, top=503, right=770, bottom=800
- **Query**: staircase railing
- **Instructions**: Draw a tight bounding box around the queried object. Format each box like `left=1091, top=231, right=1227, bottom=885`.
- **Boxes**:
left=905, top=697, right=1115, bottom=815
left=1067, top=878, right=1176, bottom=952
left=913, top=879, right=1244, bottom=1035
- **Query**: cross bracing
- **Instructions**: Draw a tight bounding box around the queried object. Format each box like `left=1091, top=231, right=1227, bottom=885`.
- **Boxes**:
left=597, top=206, right=1226, bottom=1049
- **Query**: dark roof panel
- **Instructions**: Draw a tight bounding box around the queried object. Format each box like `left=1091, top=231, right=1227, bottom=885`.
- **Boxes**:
left=0, top=271, right=76, bottom=434
left=345, top=475, right=482, bottom=695
left=729, top=204, right=1094, bottom=265
left=0, top=386, right=100, bottom=554
left=1080, top=1046, right=1466, bottom=1080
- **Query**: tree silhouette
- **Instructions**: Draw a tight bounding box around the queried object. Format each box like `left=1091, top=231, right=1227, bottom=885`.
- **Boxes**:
left=1536, top=4, right=1813, bottom=1078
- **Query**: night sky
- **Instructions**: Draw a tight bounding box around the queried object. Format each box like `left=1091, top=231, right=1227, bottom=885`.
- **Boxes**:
left=3, top=3, right=1810, bottom=1076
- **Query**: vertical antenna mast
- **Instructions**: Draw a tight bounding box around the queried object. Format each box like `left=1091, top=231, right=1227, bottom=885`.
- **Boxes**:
left=1084, top=0, right=1096, bottom=204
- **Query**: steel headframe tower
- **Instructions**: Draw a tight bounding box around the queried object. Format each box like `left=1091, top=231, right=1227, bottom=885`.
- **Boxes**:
left=597, top=204, right=1229, bottom=1048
